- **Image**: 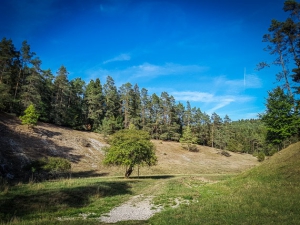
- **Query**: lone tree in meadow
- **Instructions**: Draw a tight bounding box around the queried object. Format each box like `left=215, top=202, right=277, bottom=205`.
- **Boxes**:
left=103, top=127, right=157, bottom=178
left=20, top=104, right=39, bottom=128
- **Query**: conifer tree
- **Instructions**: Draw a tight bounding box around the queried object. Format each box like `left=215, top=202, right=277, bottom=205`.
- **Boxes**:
left=20, top=104, right=39, bottom=128
left=85, top=78, right=104, bottom=130
left=102, top=76, right=122, bottom=134
left=180, top=126, right=198, bottom=151
left=260, top=87, right=299, bottom=149
left=51, top=65, right=70, bottom=125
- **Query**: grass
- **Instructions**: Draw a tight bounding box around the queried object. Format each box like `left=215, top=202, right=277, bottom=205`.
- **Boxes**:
left=148, top=142, right=300, bottom=225
left=1, top=142, right=300, bottom=224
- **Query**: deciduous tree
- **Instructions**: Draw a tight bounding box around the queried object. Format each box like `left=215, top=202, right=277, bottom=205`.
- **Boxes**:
left=103, top=128, right=157, bottom=178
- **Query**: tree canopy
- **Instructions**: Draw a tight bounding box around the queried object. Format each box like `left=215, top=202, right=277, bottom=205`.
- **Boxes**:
left=103, top=128, right=157, bottom=178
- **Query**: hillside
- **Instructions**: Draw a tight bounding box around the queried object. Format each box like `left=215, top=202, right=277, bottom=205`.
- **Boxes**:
left=149, top=142, right=300, bottom=225
left=0, top=113, right=259, bottom=180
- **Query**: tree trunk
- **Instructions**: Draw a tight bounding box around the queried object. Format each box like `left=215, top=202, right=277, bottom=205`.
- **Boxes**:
left=125, top=165, right=133, bottom=178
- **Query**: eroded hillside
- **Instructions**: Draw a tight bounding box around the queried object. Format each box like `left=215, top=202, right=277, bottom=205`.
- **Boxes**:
left=0, top=113, right=259, bottom=180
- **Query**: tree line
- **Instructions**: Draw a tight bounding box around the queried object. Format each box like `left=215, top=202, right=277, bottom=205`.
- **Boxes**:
left=0, top=37, right=271, bottom=155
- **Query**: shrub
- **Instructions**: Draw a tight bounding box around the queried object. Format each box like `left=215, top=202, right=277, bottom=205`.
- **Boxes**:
left=42, top=157, right=71, bottom=174
left=189, top=144, right=199, bottom=152
left=257, top=152, right=265, bottom=162
left=26, top=157, right=71, bottom=179
left=221, top=150, right=231, bottom=157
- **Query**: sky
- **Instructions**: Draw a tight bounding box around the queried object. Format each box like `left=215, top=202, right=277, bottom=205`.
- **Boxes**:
left=0, top=0, right=290, bottom=121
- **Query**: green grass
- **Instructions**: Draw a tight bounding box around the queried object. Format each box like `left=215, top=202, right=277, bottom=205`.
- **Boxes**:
left=1, top=142, right=300, bottom=225
left=149, top=142, right=300, bottom=225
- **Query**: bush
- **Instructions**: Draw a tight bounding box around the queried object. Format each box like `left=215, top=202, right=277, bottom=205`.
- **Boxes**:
left=221, top=150, right=231, bottom=157
left=182, top=144, right=199, bottom=152
left=189, top=144, right=199, bottom=152
left=42, top=157, right=71, bottom=174
left=257, top=152, right=265, bottom=162
left=26, top=157, right=71, bottom=179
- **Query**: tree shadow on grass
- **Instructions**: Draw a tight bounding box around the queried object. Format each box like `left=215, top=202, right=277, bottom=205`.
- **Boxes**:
left=71, top=170, right=109, bottom=178
left=0, top=180, right=137, bottom=221
left=130, top=175, right=175, bottom=179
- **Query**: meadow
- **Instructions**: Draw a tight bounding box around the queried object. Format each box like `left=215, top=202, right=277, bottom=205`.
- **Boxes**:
left=1, top=142, right=299, bottom=225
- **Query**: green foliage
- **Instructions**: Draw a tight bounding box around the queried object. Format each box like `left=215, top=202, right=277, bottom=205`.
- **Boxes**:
left=28, top=156, right=71, bottom=172
left=41, top=157, right=71, bottom=174
left=260, top=87, right=299, bottom=148
left=104, top=129, right=157, bottom=177
left=257, top=152, right=265, bottom=162
left=180, top=126, right=198, bottom=151
left=19, top=104, right=39, bottom=127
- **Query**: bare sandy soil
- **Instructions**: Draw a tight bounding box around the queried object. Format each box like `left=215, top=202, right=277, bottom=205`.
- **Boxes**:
left=0, top=113, right=259, bottom=180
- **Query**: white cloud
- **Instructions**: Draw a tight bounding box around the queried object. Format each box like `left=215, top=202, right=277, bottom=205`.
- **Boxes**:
left=129, top=63, right=208, bottom=78
left=85, top=62, right=208, bottom=84
left=103, top=53, right=131, bottom=64
left=171, top=90, right=253, bottom=114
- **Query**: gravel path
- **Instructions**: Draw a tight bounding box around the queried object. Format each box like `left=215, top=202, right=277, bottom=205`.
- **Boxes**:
left=99, top=194, right=162, bottom=223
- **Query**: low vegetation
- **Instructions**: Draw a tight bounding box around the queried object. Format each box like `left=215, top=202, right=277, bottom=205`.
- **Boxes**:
left=0, top=142, right=299, bottom=224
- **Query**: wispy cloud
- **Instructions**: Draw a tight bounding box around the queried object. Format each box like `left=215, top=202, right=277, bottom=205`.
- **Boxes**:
left=212, top=74, right=262, bottom=95
left=171, top=90, right=253, bottom=114
left=129, top=63, right=208, bottom=78
left=103, top=53, right=131, bottom=64
left=86, top=62, right=208, bottom=83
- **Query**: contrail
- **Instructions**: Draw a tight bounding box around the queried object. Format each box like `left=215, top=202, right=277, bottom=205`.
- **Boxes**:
left=244, top=67, right=246, bottom=89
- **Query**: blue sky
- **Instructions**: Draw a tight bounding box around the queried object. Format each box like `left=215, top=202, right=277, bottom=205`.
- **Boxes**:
left=0, top=0, right=289, bottom=120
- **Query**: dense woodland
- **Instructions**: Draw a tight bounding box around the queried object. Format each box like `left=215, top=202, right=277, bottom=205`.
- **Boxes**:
left=1, top=0, right=300, bottom=156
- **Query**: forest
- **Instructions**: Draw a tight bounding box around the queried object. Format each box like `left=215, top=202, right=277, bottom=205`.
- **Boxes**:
left=1, top=0, right=300, bottom=157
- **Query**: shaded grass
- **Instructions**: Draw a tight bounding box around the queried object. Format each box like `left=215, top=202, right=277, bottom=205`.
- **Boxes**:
left=0, top=177, right=149, bottom=224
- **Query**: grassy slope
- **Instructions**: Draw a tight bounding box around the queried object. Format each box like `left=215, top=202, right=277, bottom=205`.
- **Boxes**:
left=149, top=142, right=300, bottom=225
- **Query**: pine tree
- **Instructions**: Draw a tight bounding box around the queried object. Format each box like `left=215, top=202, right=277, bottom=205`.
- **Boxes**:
left=20, top=104, right=39, bottom=128
left=102, top=76, right=122, bottom=134
left=180, top=126, right=198, bottom=151
left=0, top=38, right=18, bottom=111
left=85, top=78, right=104, bottom=130
left=260, top=87, right=299, bottom=149
left=20, top=57, right=42, bottom=111
left=39, top=69, right=54, bottom=122
left=51, top=65, right=70, bottom=125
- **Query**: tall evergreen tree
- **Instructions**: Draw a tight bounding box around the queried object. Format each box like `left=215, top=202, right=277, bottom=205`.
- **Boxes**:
left=67, top=77, right=85, bottom=128
left=39, top=69, right=54, bottom=122
left=119, top=82, right=133, bottom=129
left=20, top=57, right=42, bottom=111
left=51, top=65, right=70, bottom=125
left=85, top=78, right=104, bottom=130
left=0, top=38, right=18, bottom=111
left=260, top=87, right=299, bottom=149
left=102, top=76, right=122, bottom=134
left=140, top=88, right=151, bottom=131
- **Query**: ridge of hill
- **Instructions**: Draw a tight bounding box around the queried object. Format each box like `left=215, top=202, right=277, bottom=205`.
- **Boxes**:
left=243, top=141, right=300, bottom=180
left=0, top=113, right=259, bottom=181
